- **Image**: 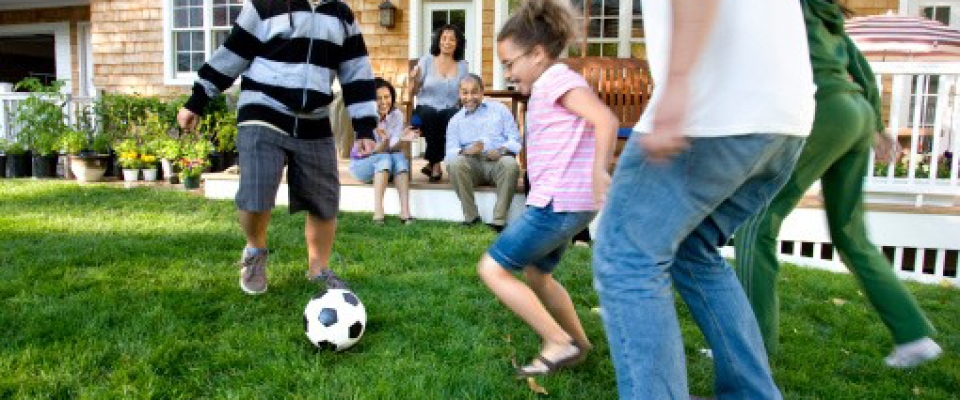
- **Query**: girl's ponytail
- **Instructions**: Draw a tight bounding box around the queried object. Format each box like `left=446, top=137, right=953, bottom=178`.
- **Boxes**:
left=496, top=0, right=579, bottom=58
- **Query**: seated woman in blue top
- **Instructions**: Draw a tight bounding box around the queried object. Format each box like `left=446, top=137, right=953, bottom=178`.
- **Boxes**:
left=350, top=78, right=417, bottom=224
left=408, top=24, right=470, bottom=183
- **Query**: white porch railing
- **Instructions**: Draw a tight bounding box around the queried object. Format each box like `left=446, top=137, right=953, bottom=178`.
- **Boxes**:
left=867, top=62, right=960, bottom=207
left=718, top=207, right=959, bottom=287
left=0, top=92, right=98, bottom=143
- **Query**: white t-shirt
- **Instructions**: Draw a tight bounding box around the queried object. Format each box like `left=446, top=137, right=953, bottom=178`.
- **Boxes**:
left=635, top=0, right=815, bottom=137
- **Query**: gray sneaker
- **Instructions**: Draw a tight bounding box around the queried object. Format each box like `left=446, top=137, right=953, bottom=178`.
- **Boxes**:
left=239, top=249, right=268, bottom=295
left=308, top=269, right=350, bottom=290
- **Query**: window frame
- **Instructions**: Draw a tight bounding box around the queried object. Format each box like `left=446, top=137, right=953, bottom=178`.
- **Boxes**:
left=921, top=4, right=952, bottom=25
left=568, top=0, right=644, bottom=58
left=162, top=0, right=243, bottom=86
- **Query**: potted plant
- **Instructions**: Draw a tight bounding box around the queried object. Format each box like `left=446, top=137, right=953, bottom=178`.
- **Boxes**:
left=140, top=152, right=159, bottom=182
left=177, top=138, right=212, bottom=189
left=14, top=78, right=65, bottom=178
left=135, top=113, right=171, bottom=183
left=115, top=139, right=141, bottom=182
left=177, top=156, right=209, bottom=190
left=156, top=138, right=182, bottom=184
left=215, top=111, right=238, bottom=169
left=4, top=141, right=30, bottom=178
left=60, top=123, right=110, bottom=183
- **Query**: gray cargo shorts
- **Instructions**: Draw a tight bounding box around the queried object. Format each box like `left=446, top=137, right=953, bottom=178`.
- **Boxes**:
left=235, top=124, right=339, bottom=218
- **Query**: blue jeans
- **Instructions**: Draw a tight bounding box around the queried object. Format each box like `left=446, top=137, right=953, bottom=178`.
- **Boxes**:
left=593, top=134, right=803, bottom=400
left=349, top=153, right=409, bottom=182
left=487, top=203, right=596, bottom=273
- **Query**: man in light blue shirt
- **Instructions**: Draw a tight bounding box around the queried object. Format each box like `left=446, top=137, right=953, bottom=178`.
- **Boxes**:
left=445, top=74, right=521, bottom=231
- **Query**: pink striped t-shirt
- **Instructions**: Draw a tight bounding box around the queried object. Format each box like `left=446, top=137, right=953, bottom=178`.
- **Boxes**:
left=525, top=63, right=597, bottom=212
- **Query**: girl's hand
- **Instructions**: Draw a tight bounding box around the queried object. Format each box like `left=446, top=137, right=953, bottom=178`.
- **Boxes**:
left=592, top=167, right=611, bottom=208
left=375, top=127, right=388, bottom=139
left=356, top=138, right=376, bottom=156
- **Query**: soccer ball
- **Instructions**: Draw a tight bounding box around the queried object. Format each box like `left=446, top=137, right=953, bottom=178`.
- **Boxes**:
left=304, top=288, right=367, bottom=351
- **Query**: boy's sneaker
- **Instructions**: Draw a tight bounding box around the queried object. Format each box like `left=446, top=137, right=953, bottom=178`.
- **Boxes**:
left=308, top=269, right=351, bottom=290
left=885, top=337, right=942, bottom=368
left=239, top=249, right=269, bottom=295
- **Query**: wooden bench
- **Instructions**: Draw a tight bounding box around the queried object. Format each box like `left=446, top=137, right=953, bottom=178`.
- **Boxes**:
left=560, top=57, right=653, bottom=155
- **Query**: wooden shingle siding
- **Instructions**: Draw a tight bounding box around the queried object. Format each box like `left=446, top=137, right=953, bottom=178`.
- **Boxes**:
left=846, top=0, right=901, bottom=17
left=90, top=0, right=174, bottom=96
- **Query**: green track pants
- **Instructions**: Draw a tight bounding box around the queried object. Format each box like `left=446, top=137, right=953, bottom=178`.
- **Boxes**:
left=734, top=92, right=936, bottom=355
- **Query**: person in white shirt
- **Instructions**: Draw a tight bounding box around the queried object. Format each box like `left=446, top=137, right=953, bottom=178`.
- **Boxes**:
left=591, top=0, right=815, bottom=398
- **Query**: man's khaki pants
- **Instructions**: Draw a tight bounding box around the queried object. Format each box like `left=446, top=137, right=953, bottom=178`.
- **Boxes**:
left=446, top=154, right=520, bottom=226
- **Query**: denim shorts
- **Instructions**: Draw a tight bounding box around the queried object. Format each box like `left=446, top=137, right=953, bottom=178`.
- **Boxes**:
left=349, top=152, right=409, bottom=182
left=487, top=203, right=596, bottom=273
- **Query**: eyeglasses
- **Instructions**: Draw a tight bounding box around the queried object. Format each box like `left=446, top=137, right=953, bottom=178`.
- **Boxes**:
left=502, top=49, right=533, bottom=73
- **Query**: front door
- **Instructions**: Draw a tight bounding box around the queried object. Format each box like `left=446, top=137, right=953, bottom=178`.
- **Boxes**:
left=422, top=2, right=474, bottom=69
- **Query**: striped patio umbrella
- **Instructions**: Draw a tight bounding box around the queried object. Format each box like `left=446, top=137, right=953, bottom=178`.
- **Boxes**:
left=846, top=13, right=960, bottom=60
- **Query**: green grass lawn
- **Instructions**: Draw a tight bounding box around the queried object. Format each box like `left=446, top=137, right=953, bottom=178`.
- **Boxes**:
left=1, top=180, right=957, bottom=399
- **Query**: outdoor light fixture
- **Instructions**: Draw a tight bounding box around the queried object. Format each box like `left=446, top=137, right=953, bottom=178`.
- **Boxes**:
left=379, top=0, right=397, bottom=28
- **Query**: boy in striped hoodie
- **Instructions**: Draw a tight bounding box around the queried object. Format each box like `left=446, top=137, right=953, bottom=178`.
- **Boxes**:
left=177, top=0, right=378, bottom=295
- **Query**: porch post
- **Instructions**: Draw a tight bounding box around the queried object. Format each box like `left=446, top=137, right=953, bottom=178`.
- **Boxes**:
left=408, top=0, right=420, bottom=60
left=473, top=0, right=483, bottom=76
left=493, top=0, right=507, bottom=89
left=617, top=0, right=632, bottom=57
left=899, top=0, right=910, bottom=15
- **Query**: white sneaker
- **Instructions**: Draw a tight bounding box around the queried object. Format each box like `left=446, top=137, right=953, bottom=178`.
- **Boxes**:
left=239, top=249, right=268, bottom=295
left=884, top=337, right=942, bottom=368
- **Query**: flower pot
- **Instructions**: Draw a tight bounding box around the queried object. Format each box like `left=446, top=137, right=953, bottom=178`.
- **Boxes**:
left=161, top=158, right=180, bottom=184
left=68, top=154, right=108, bottom=183
left=222, top=151, right=239, bottom=170
left=208, top=152, right=224, bottom=173
left=60, top=155, right=74, bottom=179
left=31, top=154, right=58, bottom=178
left=5, top=153, right=31, bottom=177
left=104, top=151, right=117, bottom=177
left=122, top=169, right=139, bottom=182
left=182, top=175, right=201, bottom=190
left=141, top=168, right=158, bottom=182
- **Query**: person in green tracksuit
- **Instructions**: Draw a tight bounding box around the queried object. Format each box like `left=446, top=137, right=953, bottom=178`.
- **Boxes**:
left=734, top=0, right=942, bottom=368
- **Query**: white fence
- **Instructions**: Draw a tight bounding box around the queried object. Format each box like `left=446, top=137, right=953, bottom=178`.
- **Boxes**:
left=718, top=207, right=959, bottom=287
left=0, top=93, right=98, bottom=142
left=866, top=62, right=960, bottom=207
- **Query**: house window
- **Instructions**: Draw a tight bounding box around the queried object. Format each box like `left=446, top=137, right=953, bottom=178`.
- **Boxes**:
left=166, top=0, right=243, bottom=80
left=567, top=0, right=644, bottom=58
left=922, top=6, right=951, bottom=25
left=909, top=75, right=939, bottom=128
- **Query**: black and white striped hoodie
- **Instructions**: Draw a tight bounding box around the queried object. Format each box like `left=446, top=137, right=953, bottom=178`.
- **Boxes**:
left=184, top=0, right=377, bottom=140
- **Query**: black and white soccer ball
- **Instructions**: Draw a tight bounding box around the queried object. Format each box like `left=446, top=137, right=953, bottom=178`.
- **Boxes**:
left=304, top=289, right=367, bottom=351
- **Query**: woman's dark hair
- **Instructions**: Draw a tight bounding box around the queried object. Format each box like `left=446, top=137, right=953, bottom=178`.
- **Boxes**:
left=430, top=24, right=467, bottom=61
left=496, top=0, right=579, bottom=59
left=374, top=77, right=396, bottom=111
